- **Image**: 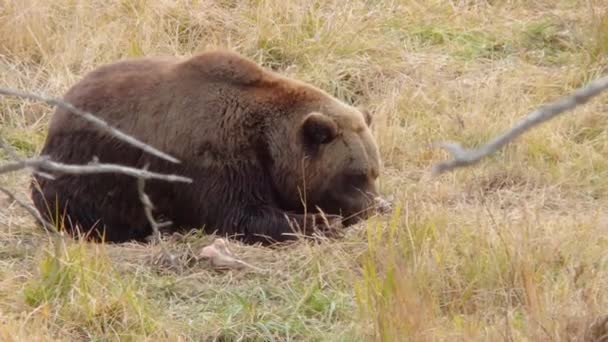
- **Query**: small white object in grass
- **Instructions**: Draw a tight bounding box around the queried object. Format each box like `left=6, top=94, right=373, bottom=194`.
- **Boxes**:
left=198, top=238, right=266, bottom=272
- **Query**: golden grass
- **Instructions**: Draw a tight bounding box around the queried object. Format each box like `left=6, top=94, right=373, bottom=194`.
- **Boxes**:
left=1, top=0, right=608, bottom=340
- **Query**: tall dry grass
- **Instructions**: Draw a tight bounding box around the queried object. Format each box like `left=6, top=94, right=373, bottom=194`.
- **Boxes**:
left=1, top=0, right=608, bottom=340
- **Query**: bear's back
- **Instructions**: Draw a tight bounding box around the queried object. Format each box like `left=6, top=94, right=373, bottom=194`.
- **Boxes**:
left=47, top=57, right=178, bottom=139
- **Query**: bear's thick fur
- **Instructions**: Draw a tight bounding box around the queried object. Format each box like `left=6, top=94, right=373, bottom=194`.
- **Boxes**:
left=30, top=50, right=383, bottom=244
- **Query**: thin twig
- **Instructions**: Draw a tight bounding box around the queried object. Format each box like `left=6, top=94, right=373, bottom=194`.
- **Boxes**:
left=0, top=87, right=181, bottom=164
left=0, top=185, right=57, bottom=233
left=137, top=163, right=172, bottom=242
left=0, top=156, right=192, bottom=183
left=432, top=75, right=608, bottom=175
left=0, top=137, right=54, bottom=179
left=0, top=87, right=191, bottom=240
left=0, top=136, right=20, bottom=160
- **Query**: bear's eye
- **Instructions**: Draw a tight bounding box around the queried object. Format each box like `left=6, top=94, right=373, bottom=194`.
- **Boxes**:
left=345, top=173, right=369, bottom=189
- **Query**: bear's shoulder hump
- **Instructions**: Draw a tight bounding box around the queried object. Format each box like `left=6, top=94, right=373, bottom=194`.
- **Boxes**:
left=178, top=50, right=271, bottom=86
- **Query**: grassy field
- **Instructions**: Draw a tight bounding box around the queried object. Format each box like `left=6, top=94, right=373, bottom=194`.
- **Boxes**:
left=1, top=0, right=608, bottom=340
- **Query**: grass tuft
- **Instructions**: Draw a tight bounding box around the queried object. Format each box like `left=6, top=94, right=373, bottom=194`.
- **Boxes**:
left=22, top=239, right=162, bottom=340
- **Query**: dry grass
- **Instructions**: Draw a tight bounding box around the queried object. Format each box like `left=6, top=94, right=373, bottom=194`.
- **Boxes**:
left=1, top=0, right=608, bottom=340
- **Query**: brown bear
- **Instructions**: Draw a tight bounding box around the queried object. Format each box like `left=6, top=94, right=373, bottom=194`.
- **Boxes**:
left=30, top=49, right=384, bottom=245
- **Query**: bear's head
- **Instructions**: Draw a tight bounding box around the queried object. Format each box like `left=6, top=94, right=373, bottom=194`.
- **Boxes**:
left=265, top=85, right=382, bottom=226
left=179, top=50, right=383, bottom=227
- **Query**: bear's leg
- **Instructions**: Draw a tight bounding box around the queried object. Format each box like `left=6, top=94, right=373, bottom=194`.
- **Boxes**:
left=30, top=177, right=99, bottom=237
left=222, top=205, right=343, bottom=244
left=30, top=176, right=152, bottom=243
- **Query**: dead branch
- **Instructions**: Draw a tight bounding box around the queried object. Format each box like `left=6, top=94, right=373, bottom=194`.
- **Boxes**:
left=0, top=152, right=190, bottom=238
left=0, top=185, right=57, bottom=233
left=0, top=156, right=192, bottom=183
left=0, top=136, right=20, bottom=160
left=137, top=163, right=172, bottom=242
left=0, top=86, right=191, bottom=243
left=0, top=87, right=181, bottom=164
left=0, top=137, right=54, bottom=179
left=432, top=75, right=608, bottom=175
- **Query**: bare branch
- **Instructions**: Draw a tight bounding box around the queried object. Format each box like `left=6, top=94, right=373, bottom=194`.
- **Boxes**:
left=0, top=156, right=192, bottom=183
left=0, top=185, right=57, bottom=233
left=0, top=136, right=20, bottom=160
left=432, top=75, right=608, bottom=175
left=0, top=137, right=55, bottom=179
left=0, top=87, right=181, bottom=164
left=137, top=163, right=172, bottom=242
left=0, top=87, right=193, bottom=240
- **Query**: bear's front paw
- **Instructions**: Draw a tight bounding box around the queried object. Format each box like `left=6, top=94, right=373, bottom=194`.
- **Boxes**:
left=374, top=195, right=393, bottom=215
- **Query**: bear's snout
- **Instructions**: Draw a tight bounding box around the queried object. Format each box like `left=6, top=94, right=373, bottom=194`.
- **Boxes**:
left=314, top=172, right=379, bottom=226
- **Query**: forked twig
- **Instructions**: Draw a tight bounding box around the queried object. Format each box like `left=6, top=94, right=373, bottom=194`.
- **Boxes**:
left=0, top=136, right=54, bottom=179
left=137, top=163, right=173, bottom=242
left=0, top=185, right=57, bottom=233
left=432, top=75, right=608, bottom=175
left=0, top=154, right=190, bottom=237
left=0, top=136, right=20, bottom=160
left=0, top=86, right=192, bottom=240
left=0, top=156, right=192, bottom=183
left=0, top=87, right=181, bottom=164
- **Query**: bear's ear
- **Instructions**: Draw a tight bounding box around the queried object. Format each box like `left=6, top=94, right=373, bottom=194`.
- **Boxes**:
left=302, top=112, right=338, bottom=145
left=360, top=108, right=373, bottom=127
